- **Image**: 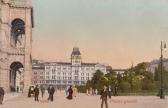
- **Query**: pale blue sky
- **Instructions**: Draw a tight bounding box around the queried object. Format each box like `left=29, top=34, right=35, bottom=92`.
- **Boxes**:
left=32, top=0, right=168, bottom=68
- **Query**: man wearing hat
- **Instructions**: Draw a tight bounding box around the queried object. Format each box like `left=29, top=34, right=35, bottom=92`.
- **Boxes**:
left=100, top=86, right=109, bottom=108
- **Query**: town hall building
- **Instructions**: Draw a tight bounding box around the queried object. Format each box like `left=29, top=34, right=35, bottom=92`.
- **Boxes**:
left=32, top=47, right=110, bottom=89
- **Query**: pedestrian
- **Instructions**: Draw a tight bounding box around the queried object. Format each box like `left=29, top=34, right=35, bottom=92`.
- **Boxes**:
left=40, top=85, right=45, bottom=99
left=114, top=86, right=118, bottom=96
left=86, top=89, right=89, bottom=95
left=108, top=85, right=112, bottom=99
left=100, top=86, right=110, bottom=108
left=47, top=86, right=50, bottom=94
left=90, top=87, right=93, bottom=95
left=20, top=85, right=23, bottom=94
left=0, top=87, right=5, bottom=104
left=95, top=89, right=98, bottom=95
left=65, top=86, right=69, bottom=96
left=50, top=86, right=55, bottom=102
left=34, top=85, right=39, bottom=102
left=17, top=86, right=19, bottom=93
left=47, top=86, right=51, bottom=101
left=67, top=85, right=73, bottom=100
left=92, top=89, right=95, bottom=95
left=72, top=86, right=77, bottom=97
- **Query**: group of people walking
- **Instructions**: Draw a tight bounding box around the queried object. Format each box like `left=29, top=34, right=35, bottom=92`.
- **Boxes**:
left=86, top=87, right=99, bottom=95
left=0, top=84, right=112, bottom=108
left=66, top=85, right=78, bottom=100
left=32, top=85, right=79, bottom=102
left=33, top=85, right=55, bottom=102
left=66, top=85, right=112, bottom=108
left=33, top=84, right=111, bottom=108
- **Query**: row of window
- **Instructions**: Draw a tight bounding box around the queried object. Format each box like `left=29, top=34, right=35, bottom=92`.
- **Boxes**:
left=45, top=80, right=86, bottom=84
left=45, top=76, right=90, bottom=80
left=34, top=80, right=86, bottom=85
left=45, top=66, right=95, bottom=71
left=33, top=81, right=45, bottom=84
left=34, top=76, right=44, bottom=79
left=34, top=71, right=44, bottom=75
left=45, top=72, right=90, bottom=76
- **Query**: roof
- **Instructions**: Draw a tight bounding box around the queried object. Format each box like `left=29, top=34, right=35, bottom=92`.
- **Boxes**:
left=71, top=47, right=81, bottom=55
left=55, top=62, right=71, bottom=65
left=44, top=62, right=71, bottom=66
left=81, top=63, right=97, bottom=66
left=32, top=65, right=45, bottom=69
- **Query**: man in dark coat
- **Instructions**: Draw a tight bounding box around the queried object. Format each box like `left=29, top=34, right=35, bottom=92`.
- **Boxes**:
left=50, top=86, right=55, bottom=101
left=40, top=85, right=45, bottom=99
left=67, top=85, right=73, bottom=100
left=47, top=86, right=50, bottom=94
left=114, top=86, right=118, bottom=96
left=47, top=86, right=51, bottom=101
left=0, top=87, right=5, bottom=104
left=108, top=85, right=112, bottom=99
left=34, top=85, right=39, bottom=102
left=100, top=86, right=110, bottom=108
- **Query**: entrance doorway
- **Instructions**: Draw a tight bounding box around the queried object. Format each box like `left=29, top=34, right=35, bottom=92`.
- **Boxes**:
left=10, top=62, right=24, bottom=92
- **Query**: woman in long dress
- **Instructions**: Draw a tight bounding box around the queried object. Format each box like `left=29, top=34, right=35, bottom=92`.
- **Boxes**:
left=67, top=85, right=73, bottom=100
left=73, top=86, right=77, bottom=97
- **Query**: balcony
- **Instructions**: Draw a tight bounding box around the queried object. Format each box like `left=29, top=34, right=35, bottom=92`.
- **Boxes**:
left=10, top=0, right=31, bottom=8
left=9, top=47, right=25, bottom=55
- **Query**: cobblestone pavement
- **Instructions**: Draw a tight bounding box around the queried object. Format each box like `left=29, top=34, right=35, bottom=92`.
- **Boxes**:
left=0, top=91, right=168, bottom=108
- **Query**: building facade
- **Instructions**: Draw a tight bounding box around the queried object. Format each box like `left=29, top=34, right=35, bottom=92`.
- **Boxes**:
left=112, top=69, right=127, bottom=76
left=146, top=59, right=168, bottom=73
left=45, top=47, right=108, bottom=89
left=0, top=0, right=34, bottom=92
left=32, top=60, right=45, bottom=85
left=33, top=47, right=109, bottom=89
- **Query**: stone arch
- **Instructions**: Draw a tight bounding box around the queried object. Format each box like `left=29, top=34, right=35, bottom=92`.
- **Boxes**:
left=0, top=0, right=33, bottom=92
left=10, top=62, right=24, bottom=92
left=11, top=18, right=25, bottom=47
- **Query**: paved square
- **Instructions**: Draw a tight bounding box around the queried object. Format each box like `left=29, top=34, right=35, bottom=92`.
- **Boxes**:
left=0, top=91, right=168, bottom=108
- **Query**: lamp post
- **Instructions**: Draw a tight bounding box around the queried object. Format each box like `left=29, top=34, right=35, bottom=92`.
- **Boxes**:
left=160, top=41, right=166, bottom=99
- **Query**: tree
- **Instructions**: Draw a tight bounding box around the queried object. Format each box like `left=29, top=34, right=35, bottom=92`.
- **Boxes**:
left=124, top=67, right=135, bottom=91
left=154, top=67, right=160, bottom=81
left=132, top=75, right=144, bottom=91
left=120, top=80, right=131, bottom=92
left=91, top=70, right=105, bottom=91
left=134, top=62, right=147, bottom=75
left=154, top=64, right=168, bottom=90
left=104, top=69, right=116, bottom=86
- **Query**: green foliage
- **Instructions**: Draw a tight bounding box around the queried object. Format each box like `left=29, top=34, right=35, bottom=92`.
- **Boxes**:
left=76, top=85, right=87, bottom=93
left=90, top=70, right=106, bottom=91
left=154, top=64, right=168, bottom=90
left=119, top=80, right=131, bottom=92
left=77, top=62, right=168, bottom=96
left=142, top=77, right=154, bottom=90
left=154, top=68, right=160, bottom=81
left=132, top=75, right=143, bottom=90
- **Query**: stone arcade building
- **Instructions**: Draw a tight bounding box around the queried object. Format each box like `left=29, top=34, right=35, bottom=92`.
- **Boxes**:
left=0, top=0, right=34, bottom=92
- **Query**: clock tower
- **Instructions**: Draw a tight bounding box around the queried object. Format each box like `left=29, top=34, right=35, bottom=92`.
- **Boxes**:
left=71, top=47, right=82, bottom=66
left=0, top=0, right=34, bottom=92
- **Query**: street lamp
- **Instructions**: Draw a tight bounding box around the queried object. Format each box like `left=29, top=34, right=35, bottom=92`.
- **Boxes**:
left=160, top=41, right=166, bottom=99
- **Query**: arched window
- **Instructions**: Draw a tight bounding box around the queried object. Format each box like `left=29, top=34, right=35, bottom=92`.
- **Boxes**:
left=11, top=18, right=25, bottom=47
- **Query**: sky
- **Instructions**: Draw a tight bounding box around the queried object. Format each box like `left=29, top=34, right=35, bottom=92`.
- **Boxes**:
left=32, top=0, right=168, bottom=69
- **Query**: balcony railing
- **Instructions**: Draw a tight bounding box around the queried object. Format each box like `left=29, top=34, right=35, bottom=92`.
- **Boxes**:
left=10, top=0, right=30, bottom=7
left=9, top=47, right=25, bottom=55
